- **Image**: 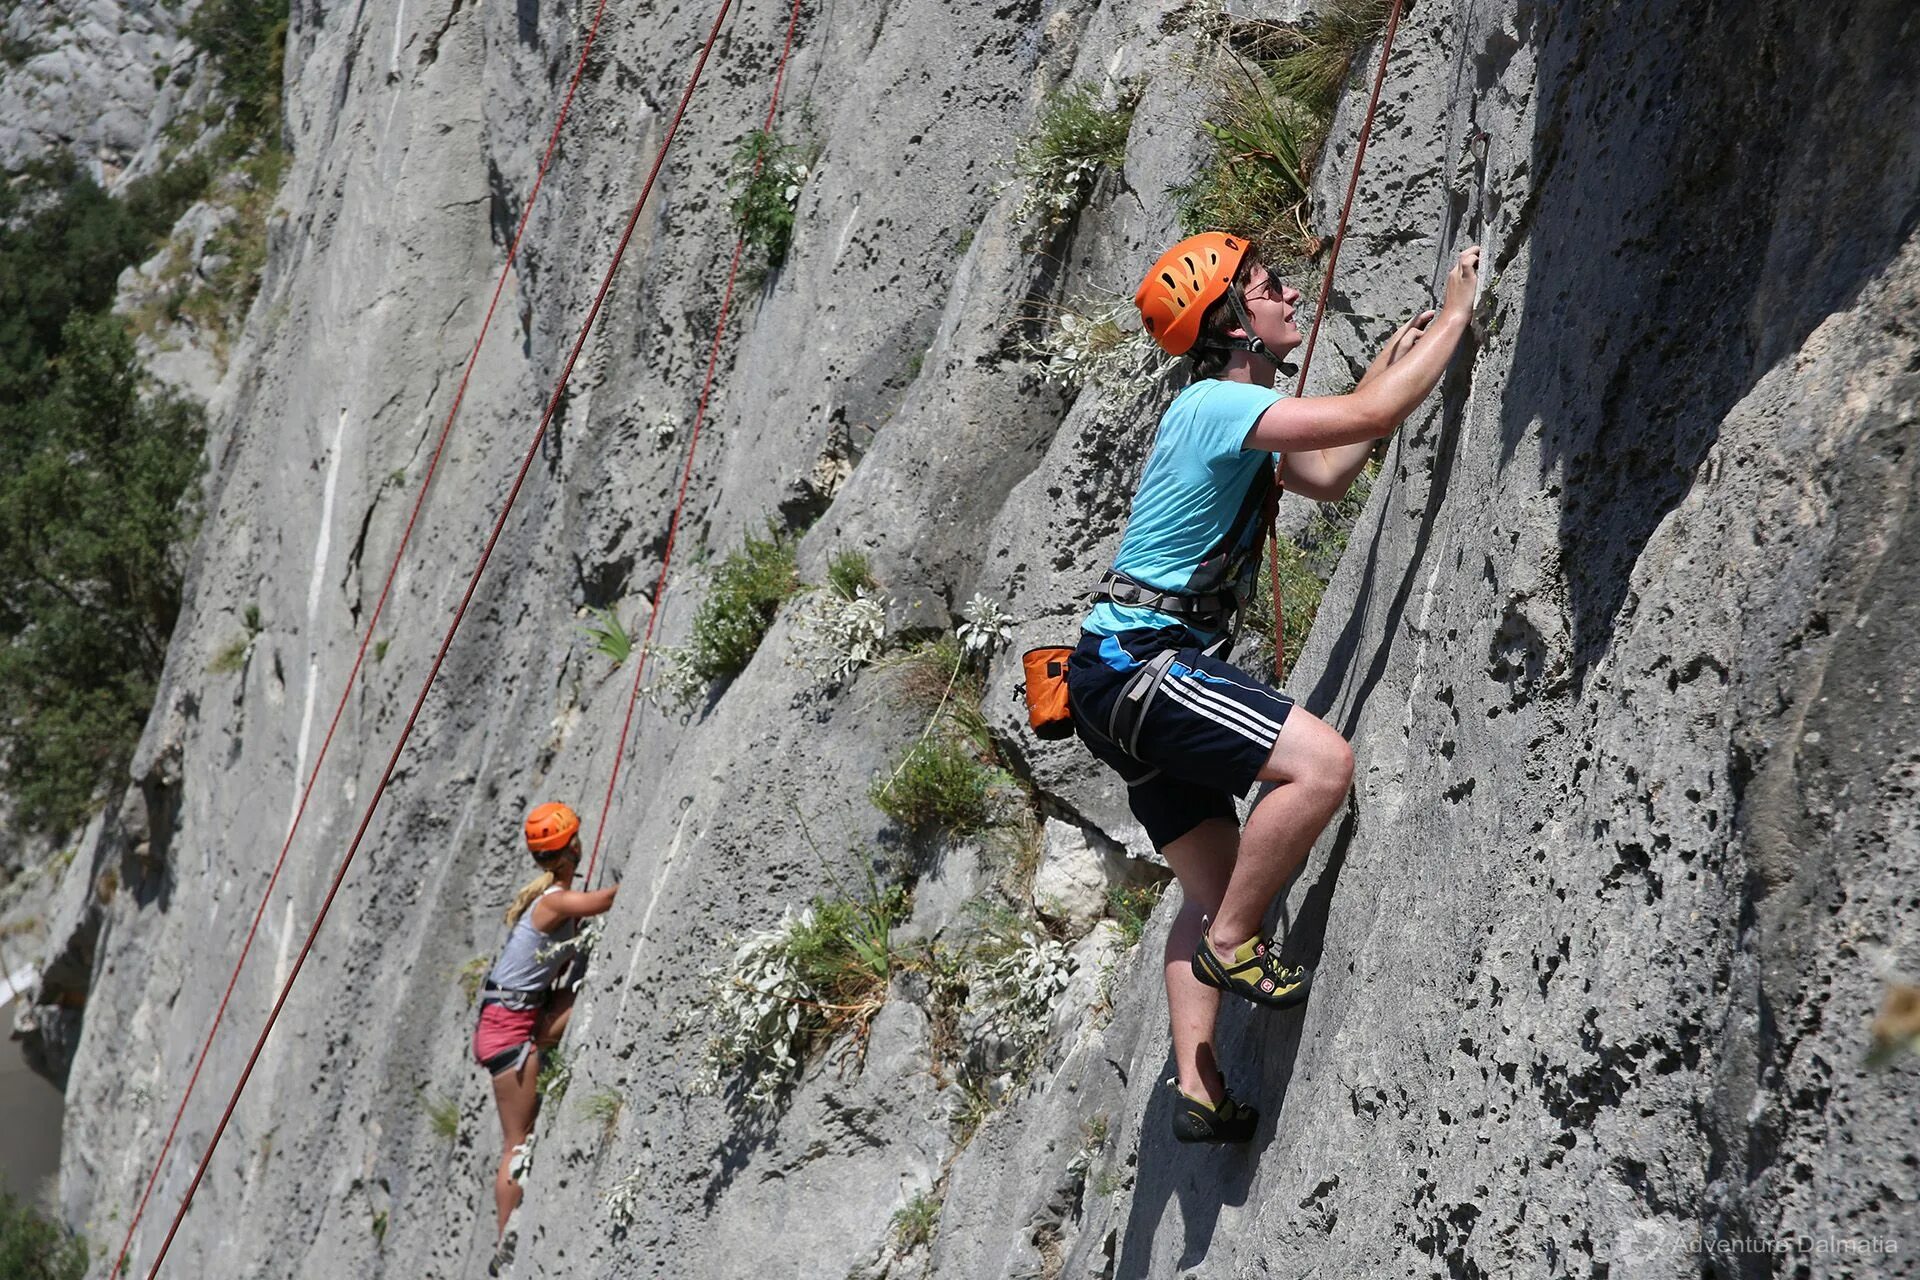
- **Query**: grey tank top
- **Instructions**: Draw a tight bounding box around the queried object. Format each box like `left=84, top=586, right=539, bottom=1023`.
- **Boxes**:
left=487, top=887, right=579, bottom=1007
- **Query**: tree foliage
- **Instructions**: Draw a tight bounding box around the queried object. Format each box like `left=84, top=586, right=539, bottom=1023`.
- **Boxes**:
left=0, top=1192, right=88, bottom=1280
left=0, top=317, right=204, bottom=831
left=186, top=0, right=291, bottom=138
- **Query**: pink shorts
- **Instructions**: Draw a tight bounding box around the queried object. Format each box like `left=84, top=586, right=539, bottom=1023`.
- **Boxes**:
left=474, top=1003, right=539, bottom=1075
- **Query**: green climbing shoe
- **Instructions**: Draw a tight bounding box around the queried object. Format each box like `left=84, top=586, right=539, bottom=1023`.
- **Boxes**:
left=1192, top=929, right=1312, bottom=1009
left=1171, top=1083, right=1260, bottom=1144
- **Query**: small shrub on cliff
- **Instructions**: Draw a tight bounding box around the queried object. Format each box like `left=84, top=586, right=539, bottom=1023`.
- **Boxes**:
left=0, top=1192, right=88, bottom=1280
left=186, top=0, right=291, bottom=139
left=684, top=524, right=800, bottom=686
left=1175, top=57, right=1321, bottom=259
left=788, top=586, right=888, bottom=682
left=1020, top=295, right=1160, bottom=393
left=729, top=127, right=813, bottom=270
left=870, top=627, right=1020, bottom=838
left=1010, top=81, right=1139, bottom=241
left=788, top=545, right=889, bottom=683
left=1177, top=1, right=1392, bottom=260
left=871, top=738, right=1001, bottom=836
left=686, top=882, right=910, bottom=1109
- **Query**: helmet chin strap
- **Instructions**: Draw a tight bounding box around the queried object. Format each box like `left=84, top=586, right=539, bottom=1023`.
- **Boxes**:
left=1208, top=285, right=1299, bottom=379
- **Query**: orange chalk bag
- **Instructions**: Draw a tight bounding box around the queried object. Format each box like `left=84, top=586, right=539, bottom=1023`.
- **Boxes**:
left=1022, top=646, right=1076, bottom=740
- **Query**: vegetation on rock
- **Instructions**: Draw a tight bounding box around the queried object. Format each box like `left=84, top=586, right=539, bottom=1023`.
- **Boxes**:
left=1177, top=0, right=1391, bottom=261
left=0, top=317, right=204, bottom=832
left=729, top=126, right=814, bottom=276
left=1010, top=81, right=1138, bottom=242
left=0, top=1192, right=88, bottom=1280
left=686, top=880, right=911, bottom=1109
left=684, top=524, right=801, bottom=686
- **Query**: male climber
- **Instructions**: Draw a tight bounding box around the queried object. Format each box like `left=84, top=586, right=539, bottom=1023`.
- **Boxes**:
left=1066, top=233, right=1480, bottom=1142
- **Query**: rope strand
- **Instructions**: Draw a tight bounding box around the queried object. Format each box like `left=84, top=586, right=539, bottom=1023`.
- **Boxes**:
left=109, top=4, right=614, bottom=1272
left=1266, top=0, right=1407, bottom=682
left=140, top=5, right=737, bottom=1273
left=584, top=0, right=807, bottom=888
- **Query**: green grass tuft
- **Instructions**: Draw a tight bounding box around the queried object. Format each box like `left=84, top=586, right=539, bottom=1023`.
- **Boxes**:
left=209, top=639, right=249, bottom=674
left=1178, top=1, right=1392, bottom=262
left=582, top=1087, right=624, bottom=1139
left=825, top=549, right=875, bottom=600
left=891, top=1190, right=942, bottom=1253
left=685, top=524, right=800, bottom=685
left=1106, top=881, right=1167, bottom=948
left=424, top=1093, right=459, bottom=1141
left=580, top=605, right=632, bottom=665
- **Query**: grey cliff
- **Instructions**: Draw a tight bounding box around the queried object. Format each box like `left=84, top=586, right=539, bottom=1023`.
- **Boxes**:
left=13, top=0, right=1918, bottom=1277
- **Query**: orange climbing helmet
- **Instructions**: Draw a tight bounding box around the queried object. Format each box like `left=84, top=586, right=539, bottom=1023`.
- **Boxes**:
left=524, top=802, right=581, bottom=855
left=1135, top=232, right=1252, bottom=357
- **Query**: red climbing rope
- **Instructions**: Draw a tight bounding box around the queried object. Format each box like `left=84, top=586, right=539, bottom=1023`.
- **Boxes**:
left=1265, top=0, right=1406, bottom=682
left=109, top=5, right=614, bottom=1274
left=585, top=0, right=806, bottom=889
left=140, top=4, right=738, bottom=1274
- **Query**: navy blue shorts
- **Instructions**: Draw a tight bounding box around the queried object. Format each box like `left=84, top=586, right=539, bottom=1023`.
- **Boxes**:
left=1065, top=628, right=1295, bottom=851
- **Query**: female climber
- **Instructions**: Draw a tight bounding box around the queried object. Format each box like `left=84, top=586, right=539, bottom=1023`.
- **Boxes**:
left=472, top=801, right=617, bottom=1258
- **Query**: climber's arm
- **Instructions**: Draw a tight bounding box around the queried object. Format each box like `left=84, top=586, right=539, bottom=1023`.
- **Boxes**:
left=1245, top=249, right=1480, bottom=456
left=531, top=885, right=618, bottom=932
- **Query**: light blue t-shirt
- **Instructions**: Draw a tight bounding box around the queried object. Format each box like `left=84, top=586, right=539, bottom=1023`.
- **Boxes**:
left=1083, top=379, right=1281, bottom=645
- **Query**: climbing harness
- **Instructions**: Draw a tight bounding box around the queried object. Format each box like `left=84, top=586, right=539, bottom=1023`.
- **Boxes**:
left=139, top=4, right=743, bottom=1274
left=109, top=3, right=618, bottom=1273
left=1091, top=572, right=1239, bottom=634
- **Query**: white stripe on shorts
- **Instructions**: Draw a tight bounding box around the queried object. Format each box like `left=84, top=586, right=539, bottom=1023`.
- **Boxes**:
left=1189, top=670, right=1291, bottom=732
left=1159, top=673, right=1281, bottom=747
left=1179, top=668, right=1289, bottom=738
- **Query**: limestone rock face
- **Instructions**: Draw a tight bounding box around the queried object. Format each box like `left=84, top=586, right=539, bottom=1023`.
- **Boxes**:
left=1030, top=818, right=1153, bottom=933
left=19, top=0, right=1919, bottom=1277
left=0, top=0, right=195, bottom=180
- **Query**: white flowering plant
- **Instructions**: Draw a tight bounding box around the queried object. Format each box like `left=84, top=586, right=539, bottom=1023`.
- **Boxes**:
left=1008, top=82, right=1138, bottom=243
left=966, top=925, right=1076, bottom=1059
left=604, top=1166, right=646, bottom=1227
left=957, top=593, right=1014, bottom=659
left=789, top=586, right=889, bottom=682
left=638, top=644, right=709, bottom=717
left=684, top=886, right=908, bottom=1111
left=1020, top=298, right=1159, bottom=392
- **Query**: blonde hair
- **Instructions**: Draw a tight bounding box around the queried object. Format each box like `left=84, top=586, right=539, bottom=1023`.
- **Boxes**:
left=505, top=869, right=557, bottom=926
